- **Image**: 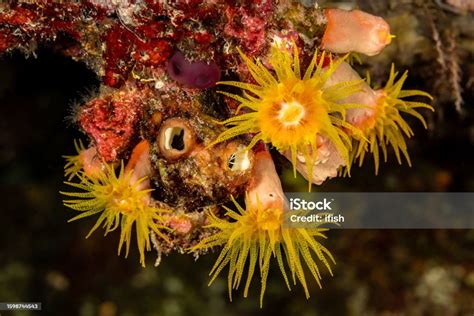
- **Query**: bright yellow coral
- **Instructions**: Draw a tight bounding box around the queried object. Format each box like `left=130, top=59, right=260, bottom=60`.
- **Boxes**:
left=350, top=64, right=434, bottom=173
left=61, top=162, right=169, bottom=267
left=63, top=139, right=86, bottom=181
left=192, top=194, right=334, bottom=307
left=211, top=42, right=363, bottom=187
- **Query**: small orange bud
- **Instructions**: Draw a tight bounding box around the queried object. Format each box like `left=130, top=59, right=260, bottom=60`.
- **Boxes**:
left=321, top=8, right=392, bottom=56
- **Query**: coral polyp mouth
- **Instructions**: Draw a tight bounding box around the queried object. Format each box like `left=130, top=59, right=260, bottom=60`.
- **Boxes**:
left=256, top=207, right=283, bottom=231
left=277, top=100, right=306, bottom=127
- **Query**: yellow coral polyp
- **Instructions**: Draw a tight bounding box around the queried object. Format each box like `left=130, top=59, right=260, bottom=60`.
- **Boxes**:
left=192, top=195, right=335, bottom=307
left=63, top=139, right=86, bottom=181
left=351, top=64, right=434, bottom=173
left=211, top=42, right=363, bottom=187
left=61, top=162, right=169, bottom=267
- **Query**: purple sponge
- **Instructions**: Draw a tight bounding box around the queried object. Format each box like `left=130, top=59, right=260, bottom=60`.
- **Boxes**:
left=167, top=51, right=221, bottom=89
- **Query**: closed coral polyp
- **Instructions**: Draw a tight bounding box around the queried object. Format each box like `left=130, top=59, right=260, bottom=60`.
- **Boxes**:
left=283, top=136, right=346, bottom=185
left=125, top=140, right=153, bottom=193
left=321, top=9, right=393, bottom=56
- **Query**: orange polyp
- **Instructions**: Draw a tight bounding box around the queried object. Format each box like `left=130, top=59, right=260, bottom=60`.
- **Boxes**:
left=379, top=29, right=392, bottom=45
left=62, top=159, right=170, bottom=267
left=328, top=63, right=434, bottom=174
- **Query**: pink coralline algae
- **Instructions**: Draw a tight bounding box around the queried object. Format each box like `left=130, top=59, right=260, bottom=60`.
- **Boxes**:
left=223, top=2, right=273, bottom=56
left=103, top=23, right=173, bottom=87
left=79, top=87, right=150, bottom=162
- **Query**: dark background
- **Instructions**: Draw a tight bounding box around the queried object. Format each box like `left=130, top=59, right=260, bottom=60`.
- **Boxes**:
left=1, top=2, right=474, bottom=315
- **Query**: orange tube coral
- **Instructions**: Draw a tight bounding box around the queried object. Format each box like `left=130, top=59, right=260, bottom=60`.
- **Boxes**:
left=321, top=8, right=393, bottom=56
left=62, top=139, right=170, bottom=267
left=324, top=61, right=433, bottom=174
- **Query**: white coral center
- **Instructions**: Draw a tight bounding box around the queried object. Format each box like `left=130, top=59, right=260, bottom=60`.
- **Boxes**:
left=278, top=100, right=305, bottom=127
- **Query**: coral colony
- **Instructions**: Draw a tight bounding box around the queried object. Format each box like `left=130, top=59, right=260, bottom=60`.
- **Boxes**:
left=0, top=1, right=433, bottom=307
